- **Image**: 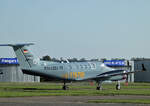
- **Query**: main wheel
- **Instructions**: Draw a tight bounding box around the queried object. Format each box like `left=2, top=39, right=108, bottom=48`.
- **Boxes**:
left=63, top=86, right=66, bottom=90
left=62, top=86, right=69, bottom=90
left=116, top=84, right=121, bottom=90
left=96, top=86, right=100, bottom=90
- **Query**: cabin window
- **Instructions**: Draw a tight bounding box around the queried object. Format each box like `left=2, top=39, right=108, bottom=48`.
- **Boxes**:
left=80, top=65, right=83, bottom=69
left=68, top=65, right=72, bottom=70
left=59, top=66, right=63, bottom=70
left=84, top=65, right=88, bottom=69
left=90, top=63, right=96, bottom=69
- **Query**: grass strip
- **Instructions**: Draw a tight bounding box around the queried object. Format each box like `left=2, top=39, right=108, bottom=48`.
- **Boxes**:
left=0, top=82, right=150, bottom=97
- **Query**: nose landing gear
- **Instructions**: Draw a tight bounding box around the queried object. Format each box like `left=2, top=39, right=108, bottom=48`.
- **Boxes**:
left=96, top=81, right=102, bottom=90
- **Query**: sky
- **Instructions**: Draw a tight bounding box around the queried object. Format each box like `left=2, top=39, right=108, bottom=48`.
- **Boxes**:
left=0, top=0, right=150, bottom=60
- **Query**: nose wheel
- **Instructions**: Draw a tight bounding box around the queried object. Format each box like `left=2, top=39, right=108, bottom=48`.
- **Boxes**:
left=96, top=81, right=102, bottom=90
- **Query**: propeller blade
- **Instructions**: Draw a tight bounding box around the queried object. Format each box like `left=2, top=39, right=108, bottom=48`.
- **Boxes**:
left=142, top=64, right=146, bottom=71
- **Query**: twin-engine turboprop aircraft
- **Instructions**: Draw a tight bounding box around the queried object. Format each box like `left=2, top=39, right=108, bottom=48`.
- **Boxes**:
left=0, top=43, right=144, bottom=90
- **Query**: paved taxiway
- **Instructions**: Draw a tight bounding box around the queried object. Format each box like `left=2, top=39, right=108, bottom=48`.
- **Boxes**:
left=0, top=96, right=150, bottom=106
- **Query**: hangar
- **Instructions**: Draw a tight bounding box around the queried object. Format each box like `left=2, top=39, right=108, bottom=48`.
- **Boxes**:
left=131, top=58, right=150, bottom=82
left=0, top=58, right=40, bottom=82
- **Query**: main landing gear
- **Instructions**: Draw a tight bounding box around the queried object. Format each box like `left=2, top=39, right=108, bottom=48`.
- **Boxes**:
left=62, top=81, right=69, bottom=90
left=62, top=80, right=121, bottom=90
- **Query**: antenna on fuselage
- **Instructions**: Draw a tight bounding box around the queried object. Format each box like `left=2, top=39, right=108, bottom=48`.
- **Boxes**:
left=60, top=57, right=70, bottom=63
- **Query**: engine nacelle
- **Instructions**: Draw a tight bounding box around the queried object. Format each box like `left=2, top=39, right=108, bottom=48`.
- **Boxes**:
left=109, top=74, right=127, bottom=81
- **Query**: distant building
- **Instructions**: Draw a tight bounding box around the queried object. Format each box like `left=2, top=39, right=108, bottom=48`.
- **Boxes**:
left=131, top=58, right=150, bottom=82
left=0, top=58, right=40, bottom=82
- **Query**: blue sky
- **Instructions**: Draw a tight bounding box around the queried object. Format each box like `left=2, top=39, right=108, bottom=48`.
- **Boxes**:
left=0, top=0, right=150, bottom=59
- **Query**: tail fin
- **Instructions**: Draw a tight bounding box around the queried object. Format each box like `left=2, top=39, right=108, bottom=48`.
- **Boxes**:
left=0, top=43, right=35, bottom=69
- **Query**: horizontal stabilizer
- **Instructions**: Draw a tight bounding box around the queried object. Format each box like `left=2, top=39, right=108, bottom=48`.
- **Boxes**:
left=0, top=43, right=34, bottom=47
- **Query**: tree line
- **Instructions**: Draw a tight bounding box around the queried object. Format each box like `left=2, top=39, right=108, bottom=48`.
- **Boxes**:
left=41, top=55, right=100, bottom=62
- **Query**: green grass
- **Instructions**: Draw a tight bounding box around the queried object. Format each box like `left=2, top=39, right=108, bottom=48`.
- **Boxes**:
left=0, top=82, right=150, bottom=104
left=0, top=82, right=150, bottom=97
left=88, top=99, right=150, bottom=104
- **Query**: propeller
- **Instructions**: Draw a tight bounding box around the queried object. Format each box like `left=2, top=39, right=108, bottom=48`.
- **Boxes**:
left=142, top=64, right=146, bottom=71
left=125, top=63, right=147, bottom=86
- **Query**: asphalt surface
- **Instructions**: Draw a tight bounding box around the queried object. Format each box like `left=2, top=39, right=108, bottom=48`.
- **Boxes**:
left=0, top=96, right=150, bottom=106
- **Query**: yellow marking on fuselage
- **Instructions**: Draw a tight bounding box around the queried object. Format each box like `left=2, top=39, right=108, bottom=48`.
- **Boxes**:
left=79, top=72, right=85, bottom=78
left=70, top=72, right=72, bottom=78
left=73, top=72, right=77, bottom=78
left=62, top=72, right=85, bottom=79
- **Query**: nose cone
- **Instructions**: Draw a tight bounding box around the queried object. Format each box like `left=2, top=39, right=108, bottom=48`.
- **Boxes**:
left=123, top=74, right=127, bottom=80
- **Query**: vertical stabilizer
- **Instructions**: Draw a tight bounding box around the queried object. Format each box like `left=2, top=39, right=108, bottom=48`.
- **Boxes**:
left=0, top=43, right=35, bottom=69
